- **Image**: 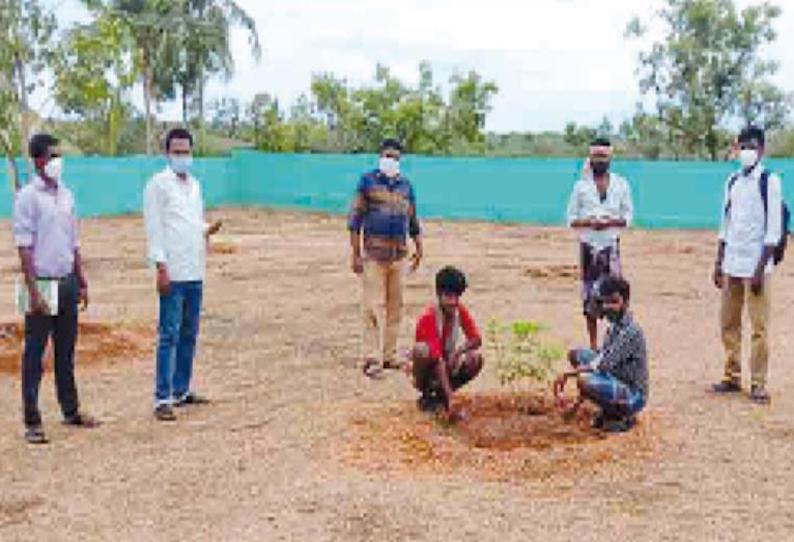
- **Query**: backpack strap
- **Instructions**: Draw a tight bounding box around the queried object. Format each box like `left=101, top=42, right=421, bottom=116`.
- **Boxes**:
left=759, top=169, right=771, bottom=222
left=724, top=173, right=740, bottom=217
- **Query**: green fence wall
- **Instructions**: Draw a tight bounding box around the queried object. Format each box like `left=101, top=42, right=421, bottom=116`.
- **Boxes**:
left=3, top=151, right=794, bottom=229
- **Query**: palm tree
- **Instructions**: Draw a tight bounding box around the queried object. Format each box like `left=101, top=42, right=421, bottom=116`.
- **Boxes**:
left=82, top=0, right=182, bottom=155
left=169, top=0, right=261, bottom=152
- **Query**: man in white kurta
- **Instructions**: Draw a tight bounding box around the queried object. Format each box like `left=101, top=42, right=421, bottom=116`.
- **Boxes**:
left=566, top=138, right=634, bottom=350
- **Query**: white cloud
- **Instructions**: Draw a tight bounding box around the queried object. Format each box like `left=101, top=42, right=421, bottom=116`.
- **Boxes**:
left=41, top=0, right=794, bottom=132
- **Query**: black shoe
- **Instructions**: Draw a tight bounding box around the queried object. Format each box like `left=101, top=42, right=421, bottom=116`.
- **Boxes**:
left=591, top=412, right=606, bottom=429
left=154, top=404, right=177, bottom=421
left=417, top=393, right=443, bottom=413
left=602, top=416, right=636, bottom=433
left=174, top=392, right=210, bottom=407
left=63, top=412, right=100, bottom=428
left=711, top=380, right=742, bottom=393
left=25, top=425, right=48, bottom=444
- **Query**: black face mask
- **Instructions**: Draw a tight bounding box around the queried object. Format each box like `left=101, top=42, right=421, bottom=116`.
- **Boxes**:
left=591, top=162, right=610, bottom=176
left=603, top=308, right=624, bottom=323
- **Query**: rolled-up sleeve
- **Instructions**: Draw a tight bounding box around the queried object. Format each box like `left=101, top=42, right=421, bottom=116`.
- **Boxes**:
left=764, top=173, right=783, bottom=246
left=13, top=189, right=35, bottom=248
left=143, top=180, right=167, bottom=265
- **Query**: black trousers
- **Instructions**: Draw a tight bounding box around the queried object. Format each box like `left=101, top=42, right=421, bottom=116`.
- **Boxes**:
left=21, top=274, right=80, bottom=427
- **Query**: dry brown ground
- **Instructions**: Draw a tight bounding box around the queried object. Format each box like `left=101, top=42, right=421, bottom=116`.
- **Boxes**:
left=1, top=208, right=794, bottom=541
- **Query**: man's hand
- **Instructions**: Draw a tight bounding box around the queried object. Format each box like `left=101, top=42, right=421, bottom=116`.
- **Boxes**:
left=553, top=373, right=569, bottom=406
left=156, top=265, right=171, bottom=297
left=439, top=399, right=466, bottom=424
left=29, top=288, right=50, bottom=315
left=712, top=262, right=724, bottom=290
left=409, top=246, right=423, bottom=272
left=751, top=269, right=765, bottom=296
left=78, top=283, right=89, bottom=311
left=205, top=219, right=223, bottom=239
left=351, top=253, right=364, bottom=275
left=554, top=371, right=581, bottom=408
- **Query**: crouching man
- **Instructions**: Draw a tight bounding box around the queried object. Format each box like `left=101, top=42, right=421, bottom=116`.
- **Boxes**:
left=554, top=276, right=648, bottom=433
left=408, top=267, right=483, bottom=422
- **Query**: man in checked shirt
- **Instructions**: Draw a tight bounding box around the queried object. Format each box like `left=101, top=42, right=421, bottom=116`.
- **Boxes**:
left=553, top=276, right=648, bottom=433
left=348, top=139, right=423, bottom=379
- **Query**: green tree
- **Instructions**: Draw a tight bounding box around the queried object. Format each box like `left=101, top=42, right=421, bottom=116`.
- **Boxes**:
left=563, top=122, right=596, bottom=150
left=53, top=16, right=137, bottom=155
left=160, top=0, right=260, bottom=153
left=443, top=70, right=498, bottom=154
left=311, top=73, right=359, bottom=151
left=0, top=0, right=57, bottom=188
left=82, top=0, right=172, bottom=155
left=627, top=0, right=790, bottom=160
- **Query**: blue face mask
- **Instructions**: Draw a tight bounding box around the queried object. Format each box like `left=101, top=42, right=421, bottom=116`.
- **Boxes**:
left=169, top=155, right=193, bottom=175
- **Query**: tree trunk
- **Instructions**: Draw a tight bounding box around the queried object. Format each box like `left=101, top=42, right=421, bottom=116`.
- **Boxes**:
left=142, top=46, right=154, bottom=156
left=197, top=73, right=206, bottom=155
left=15, top=56, right=30, bottom=179
left=108, top=92, right=122, bottom=156
left=181, top=83, right=189, bottom=127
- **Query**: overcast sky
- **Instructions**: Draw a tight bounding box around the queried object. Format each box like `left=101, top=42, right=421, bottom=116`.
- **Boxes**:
left=47, top=0, right=794, bottom=132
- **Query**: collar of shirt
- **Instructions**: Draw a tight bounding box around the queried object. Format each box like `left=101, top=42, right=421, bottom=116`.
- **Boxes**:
left=737, top=162, right=764, bottom=183
left=161, top=166, right=195, bottom=185
left=32, top=174, right=59, bottom=193
left=373, top=169, right=405, bottom=186
left=607, top=311, right=634, bottom=334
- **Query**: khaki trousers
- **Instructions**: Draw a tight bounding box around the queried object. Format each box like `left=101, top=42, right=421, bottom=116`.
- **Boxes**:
left=720, top=276, right=772, bottom=387
left=361, top=258, right=405, bottom=364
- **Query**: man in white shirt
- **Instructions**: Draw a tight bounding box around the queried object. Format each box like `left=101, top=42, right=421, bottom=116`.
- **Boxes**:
left=144, top=128, right=221, bottom=421
left=712, top=126, right=782, bottom=404
left=566, top=138, right=634, bottom=350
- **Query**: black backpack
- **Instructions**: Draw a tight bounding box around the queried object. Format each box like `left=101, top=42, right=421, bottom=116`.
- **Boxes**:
left=725, top=169, right=790, bottom=265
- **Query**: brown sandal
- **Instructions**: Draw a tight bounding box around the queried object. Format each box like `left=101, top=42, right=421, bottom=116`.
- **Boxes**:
left=750, top=386, right=771, bottom=405
left=362, top=358, right=384, bottom=379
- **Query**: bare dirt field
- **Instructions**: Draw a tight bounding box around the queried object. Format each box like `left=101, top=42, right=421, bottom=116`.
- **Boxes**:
left=1, top=207, right=794, bottom=541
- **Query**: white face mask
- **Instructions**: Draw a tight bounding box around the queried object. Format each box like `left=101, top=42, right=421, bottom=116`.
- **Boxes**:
left=44, top=157, right=63, bottom=183
left=739, top=149, right=759, bottom=169
left=169, top=155, right=193, bottom=175
left=379, top=156, right=400, bottom=177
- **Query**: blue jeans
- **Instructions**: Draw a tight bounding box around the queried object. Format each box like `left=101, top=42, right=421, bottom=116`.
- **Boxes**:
left=573, top=349, right=645, bottom=418
left=155, top=281, right=203, bottom=406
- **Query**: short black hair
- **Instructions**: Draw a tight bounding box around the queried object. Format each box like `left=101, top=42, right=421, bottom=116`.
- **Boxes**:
left=600, top=275, right=630, bottom=303
left=738, top=125, right=765, bottom=147
left=591, top=136, right=611, bottom=147
left=29, top=133, right=59, bottom=159
left=379, top=138, right=403, bottom=153
left=165, top=128, right=194, bottom=152
left=435, top=266, right=467, bottom=296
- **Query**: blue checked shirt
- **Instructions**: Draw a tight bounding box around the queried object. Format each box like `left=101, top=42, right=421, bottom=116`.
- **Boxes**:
left=348, top=170, right=421, bottom=262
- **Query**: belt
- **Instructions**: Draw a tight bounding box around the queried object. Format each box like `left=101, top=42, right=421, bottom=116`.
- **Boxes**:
left=37, top=273, right=74, bottom=282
